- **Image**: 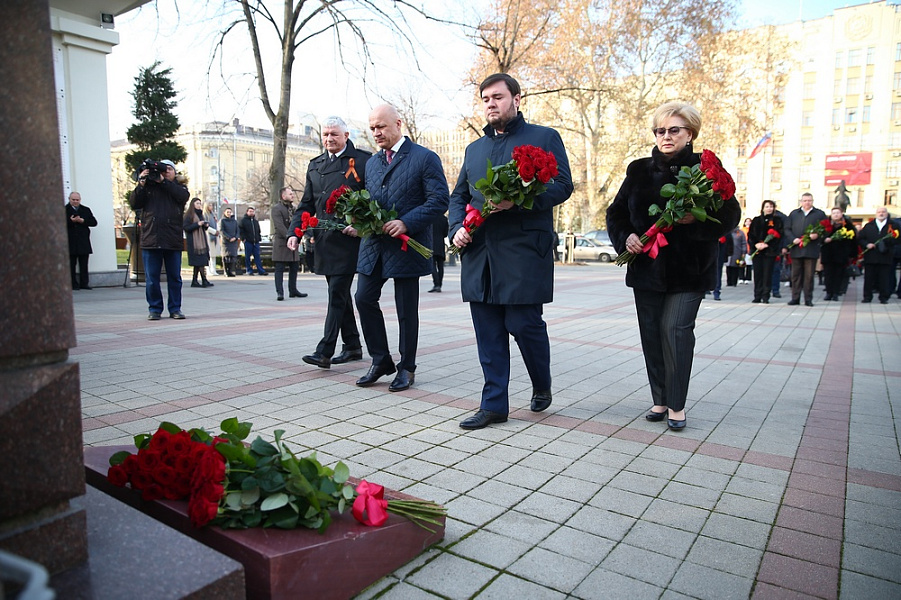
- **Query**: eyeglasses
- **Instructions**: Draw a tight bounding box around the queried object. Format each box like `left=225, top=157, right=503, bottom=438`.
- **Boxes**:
left=652, top=126, right=690, bottom=137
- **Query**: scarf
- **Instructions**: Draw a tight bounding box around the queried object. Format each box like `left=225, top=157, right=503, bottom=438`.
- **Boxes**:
left=192, top=208, right=208, bottom=255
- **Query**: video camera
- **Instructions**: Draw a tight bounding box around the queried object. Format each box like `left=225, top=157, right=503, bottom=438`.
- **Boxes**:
left=134, top=158, right=166, bottom=184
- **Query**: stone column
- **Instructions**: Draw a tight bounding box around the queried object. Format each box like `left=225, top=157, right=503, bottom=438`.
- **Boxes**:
left=0, top=0, right=88, bottom=575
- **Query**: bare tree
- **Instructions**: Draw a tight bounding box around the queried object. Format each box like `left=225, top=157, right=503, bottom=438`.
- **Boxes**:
left=212, top=0, right=461, bottom=211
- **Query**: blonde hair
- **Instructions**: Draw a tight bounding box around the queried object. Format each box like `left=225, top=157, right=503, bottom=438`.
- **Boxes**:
left=652, top=102, right=701, bottom=139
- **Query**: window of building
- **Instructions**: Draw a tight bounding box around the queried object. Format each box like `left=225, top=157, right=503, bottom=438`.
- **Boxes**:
left=832, top=108, right=842, bottom=126
left=210, top=165, right=218, bottom=177
left=802, top=110, right=814, bottom=127
left=862, top=105, right=871, bottom=123
left=737, top=145, right=747, bottom=158
left=846, top=77, right=860, bottom=95
left=894, top=72, right=901, bottom=91
left=833, top=78, right=842, bottom=96
left=892, top=132, right=901, bottom=148
left=736, top=168, right=746, bottom=184
left=893, top=103, right=901, bottom=121
left=843, top=137, right=857, bottom=151
left=856, top=189, right=864, bottom=208
left=835, top=51, right=843, bottom=69
left=865, top=74, right=873, bottom=94
left=771, top=168, right=782, bottom=183
left=247, top=150, right=254, bottom=162
left=867, top=47, right=876, bottom=65
left=209, top=147, right=218, bottom=159
left=799, top=165, right=811, bottom=181
left=800, top=137, right=813, bottom=153
left=887, top=190, right=898, bottom=208
left=803, top=79, right=816, bottom=98
left=887, top=161, right=901, bottom=178
left=896, top=42, right=901, bottom=61
left=845, top=108, right=857, bottom=123
left=847, top=48, right=862, bottom=67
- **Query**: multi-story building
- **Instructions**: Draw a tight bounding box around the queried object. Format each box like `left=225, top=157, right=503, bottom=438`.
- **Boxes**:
left=739, top=1, right=901, bottom=220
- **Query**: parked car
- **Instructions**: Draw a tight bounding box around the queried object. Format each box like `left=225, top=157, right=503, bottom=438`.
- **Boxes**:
left=559, top=236, right=617, bottom=262
left=582, top=229, right=611, bottom=244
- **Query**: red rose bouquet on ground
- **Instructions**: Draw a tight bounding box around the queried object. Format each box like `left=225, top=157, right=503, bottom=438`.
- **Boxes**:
left=325, top=185, right=431, bottom=258
left=451, top=144, right=558, bottom=255
left=108, top=418, right=445, bottom=532
left=786, top=219, right=833, bottom=250
left=615, top=149, right=733, bottom=266
left=748, top=228, right=781, bottom=259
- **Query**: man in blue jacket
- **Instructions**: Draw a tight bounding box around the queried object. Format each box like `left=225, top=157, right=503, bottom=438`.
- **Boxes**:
left=450, top=73, right=573, bottom=430
left=353, top=104, right=449, bottom=392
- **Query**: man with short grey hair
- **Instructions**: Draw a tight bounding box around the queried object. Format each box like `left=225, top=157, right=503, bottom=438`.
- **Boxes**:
left=784, top=193, right=826, bottom=307
left=66, top=191, right=98, bottom=290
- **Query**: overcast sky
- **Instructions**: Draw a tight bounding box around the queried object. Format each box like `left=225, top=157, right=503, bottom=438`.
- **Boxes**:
left=105, top=0, right=876, bottom=141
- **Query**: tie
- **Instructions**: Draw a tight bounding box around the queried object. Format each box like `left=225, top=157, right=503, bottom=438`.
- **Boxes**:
left=386, top=150, right=394, bottom=164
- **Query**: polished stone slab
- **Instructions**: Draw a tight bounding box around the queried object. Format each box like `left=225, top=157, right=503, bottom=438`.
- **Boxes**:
left=84, top=445, right=445, bottom=600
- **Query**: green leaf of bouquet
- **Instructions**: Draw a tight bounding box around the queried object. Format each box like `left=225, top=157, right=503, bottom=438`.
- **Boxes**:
left=220, top=417, right=240, bottom=434
left=133, top=433, right=150, bottom=449
left=338, top=497, right=346, bottom=513
left=158, top=421, right=182, bottom=434
left=691, top=207, right=708, bottom=222
left=109, top=450, right=131, bottom=466
left=256, top=467, right=285, bottom=493
left=648, top=205, right=662, bottom=216
left=318, top=512, right=331, bottom=534
left=225, top=491, right=244, bottom=510
left=342, top=484, right=354, bottom=500
left=660, top=184, right=676, bottom=197
left=241, top=487, right=260, bottom=506
left=240, top=476, right=258, bottom=490
left=260, top=492, right=289, bottom=512
left=251, top=437, right=278, bottom=457
left=688, top=184, right=699, bottom=195
left=269, top=505, right=300, bottom=529
left=333, top=462, right=350, bottom=484
left=216, top=441, right=253, bottom=466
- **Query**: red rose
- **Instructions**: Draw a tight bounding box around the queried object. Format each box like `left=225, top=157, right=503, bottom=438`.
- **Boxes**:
left=108, top=464, right=129, bottom=487
left=308, top=216, right=319, bottom=228
left=294, top=227, right=303, bottom=237
left=136, top=448, right=161, bottom=471
left=188, top=496, right=220, bottom=528
left=149, top=429, right=172, bottom=450
left=152, top=464, right=178, bottom=487
left=326, top=185, right=349, bottom=214
left=767, top=228, right=780, bottom=239
left=123, top=454, right=139, bottom=475
left=141, top=482, right=164, bottom=502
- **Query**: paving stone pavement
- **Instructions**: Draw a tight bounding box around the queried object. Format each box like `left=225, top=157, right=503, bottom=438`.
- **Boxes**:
left=73, top=263, right=901, bottom=599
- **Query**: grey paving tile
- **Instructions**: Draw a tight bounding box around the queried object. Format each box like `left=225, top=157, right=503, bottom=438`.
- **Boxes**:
left=474, top=573, right=567, bottom=600
left=566, top=505, right=637, bottom=542
left=406, top=551, right=499, bottom=600
left=468, top=478, right=532, bottom=508
left=714, top=492, right=780, bottom=524
left=643, top=498, right=711, bottom=534
left=843, top=518, right=901, bottom=554
left=839, top=571, right=901, bottom=600
left=601, top=543, right=681, bottom=585
left=514, top=490, right=583, bottom=523
left=538, top=526, right=615, bottom=565
left=667, top=561, right=754, bottom=600
left=621, top=521, right=697, bottom=560
left=658, top=481, right=721, bottom=511
left=493, top=463, right=556, bottom=489
left=444, top=495, right=508, bottom=527
left=723, top=476, right=785, bottom=503
left=483, top=510, right=559, bottom=544
left=448, top=529, right=531, bottom=569
left=685, top=536, right=763, bottom=578
left=588, top=485, right=655, bottom=518
left=572, top=568, right=664, bottom=600
left=842, top=543, right=901, bottom=583
left=700, top=513, right=771, bottom=550
left=508, top=546, right=595, bottom=592
left=844, top=499, right=901, bottom=530
left=608, top=470, right=668, bottom=497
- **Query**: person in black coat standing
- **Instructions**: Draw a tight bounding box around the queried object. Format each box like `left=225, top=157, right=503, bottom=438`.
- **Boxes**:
left=239, top=206, right=267, bottom=275
left=353, top=104, right=449, bottom=392
left=784, top=193, right=827, bottom=306
left=429, top=214, right=449, bottom=293
left=748, top=200, right=784, bottom=303
left=858, top=206, right=896, bottom=304
left=606, top=101, right=740, bottom=431
left=819, top=206, right=856, bottom=301
left=66, top=191, right=97, bottom=290
left=450, top=73, right=573, bottom=430
left=289, top=117, right=371, bottom=368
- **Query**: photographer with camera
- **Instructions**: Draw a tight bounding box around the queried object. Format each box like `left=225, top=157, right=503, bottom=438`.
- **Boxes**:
left=129, top=158, right=190, bottom=320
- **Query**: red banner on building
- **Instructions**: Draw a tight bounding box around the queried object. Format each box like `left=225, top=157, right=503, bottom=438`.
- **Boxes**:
left=824, top=153, right=872, bottom=186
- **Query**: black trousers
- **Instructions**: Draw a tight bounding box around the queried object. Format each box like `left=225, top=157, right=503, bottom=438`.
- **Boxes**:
left=725, top=266, right=741, bottom=287
left=470, top=302, right=551, bottom=415
left=432, top=257, right=445, bottom=288
left=633, top=290, right=704, bottom=413
left=752, top=255, right=775, bottom=301
left=70, top=254, right=89, bottom=288
left=822, top=262, right=846, bottom=298
left=863, top=263, right=893, bottom=302
left=316, top=273, right=361, bottom=357
left=274, top=261, right=299, bottom=296
left=355, top=258, right=420, bottom=372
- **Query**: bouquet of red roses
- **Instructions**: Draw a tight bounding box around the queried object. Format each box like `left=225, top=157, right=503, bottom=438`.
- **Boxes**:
left=451, top=144, right=558, bottom=255
left=293, top=211, right=344, bottom=238
left=325, top=185, right=431, bottom=258
left=748, top=227, right=781, bottom=259
left=786, top=219, right=833, bottom=250
left=615, top=149, right=734, bottom=266
left=108, top=418, right=446, bottom=532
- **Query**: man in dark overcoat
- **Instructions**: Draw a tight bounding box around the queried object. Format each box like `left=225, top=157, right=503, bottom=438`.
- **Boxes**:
left=353, top=104, right=449, bottom=392
left=272, top=186, right=304, bottom=301
left=66, top=191, right=97, bottom=290
left=239, top=206, right=267, bottom=275
left=289, top=116, right=371, bottom=368
left=858, top=206, right=896, bottom=304
left=449, top=73, right=573, bottom=430
left=784, top=193, right=827, bottom=306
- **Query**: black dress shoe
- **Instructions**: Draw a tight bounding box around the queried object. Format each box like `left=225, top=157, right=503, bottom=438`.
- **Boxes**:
left=861, top=298, right=872, bottom=303
left=645, top=409, right=667, bottom=422
left=752, top=298, right=761, bottom=303
left=530, top=389, right=552, bottom=412
left=277, top=295, right=284, bottom=301
left=202, top=281, right=214, bottom=287
left=302, top=353, right=331, bottom=369
left=191, top=281, right=202, bottom=288
left=169, top=311, right=186, bottom=319
left=824, top=295, right=833, bottom=301
left=148, top=312, right=161, bottom=321
left=460, top=409, right=508, bottom=430
left=805, top=301, right=814, bottom=307
left=332, top=348, right=363, bottom=364
left=290, top=291, right=308, bottom=298
left=773, top=292, right=782, bottom=298
left=388, top=370, right=414, bottom=392
left=81, top=285, right=92, bottom=290
left=428, top=286, right=441, bottom=293
left=356, top=362, right=396, bottom=387
left=667, top=418, right=686, bottom=430
left=787, top=299, right=800, bottom=305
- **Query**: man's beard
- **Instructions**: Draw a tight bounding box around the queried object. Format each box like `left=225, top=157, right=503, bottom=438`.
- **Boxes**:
left=488, top=110, right=516, bottom=131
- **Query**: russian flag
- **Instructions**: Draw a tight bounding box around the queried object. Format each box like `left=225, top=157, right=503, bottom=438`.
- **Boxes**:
left=749, top=132, right=772, bottom=159
left=221, top=197, right=229, bottom=204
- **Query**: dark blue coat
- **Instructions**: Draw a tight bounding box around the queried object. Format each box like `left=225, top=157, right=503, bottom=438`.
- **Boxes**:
left=448, top=113, right=573, bottom=304
left=357, top=137, right=449, bottom=278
